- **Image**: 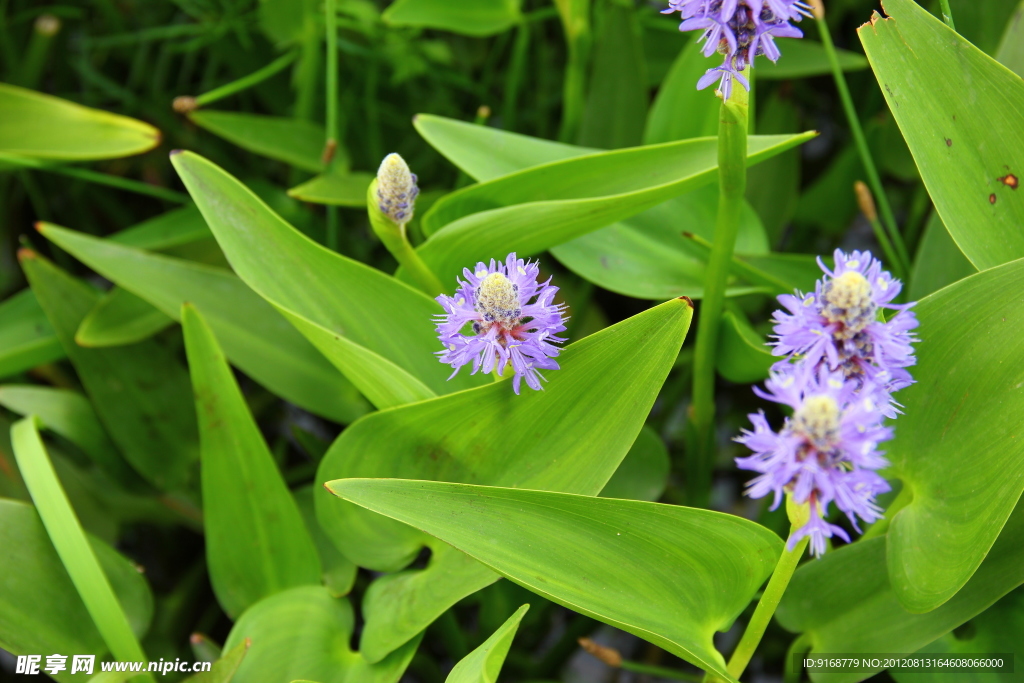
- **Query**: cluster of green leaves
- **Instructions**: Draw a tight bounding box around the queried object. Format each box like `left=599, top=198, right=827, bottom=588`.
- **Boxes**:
left=1, top=0, right=1023, bottom=682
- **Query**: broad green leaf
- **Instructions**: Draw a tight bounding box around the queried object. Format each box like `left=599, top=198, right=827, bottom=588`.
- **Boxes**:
left=946, top=0, right=1021, bottom=54
left=758, top=38, right=868, bottom=79
left=858, top=0, right=1024, bottom=271
left=327, top=479, right=783, bottom=682
left=447, top=604, right=528, bottom=683
left=222, top=586, right=420, bottom=683
left=316, top=297, right=694, bottom=661
left=171, top=151, right=483, bottom=409
left=382, top=0, right=521, bottom=37
left=715, top=310, right=773, bottom=384
left=76, top=287, right=175, bottom=347
left=188, top=111, right=327, bottom=172
left=413, top=114, right=594, bottom=188
left=11, top=418, right=153, bottom=675
left=21, top=251, right=198, bottom=491
left=287, top=168, right=374, bottom=206
left=577, top=0, right=647, bottom=149
left=996, top=1, right=1024, bottom=77
left=295, top=486, right=357, bottom=597
left=183, top=304, right=321, bottom=618
left=776, top=502, right=1024, bottom=683
left=182, top=639, right=249, bottom=683
left=110, top=205, right=211, bottom=251
left=907, top=213, right=977, bottom=301
left=644, top=37, right=721, bottom=145
left=0, top=82, right=160, bottom=160
left=415, top=134, right=808, bottom=288
left=0, top=288, right=64, bottom=379
left=39, top=224, right=369, bottom=424
left=599, top=425, right=670, bottom=502
left=893, top=588, right=1024, bottom=683
left=0, top=498, right=153, bottom=677
left=0, top=385, right=133, bottom=487
left=883, top=257, right=1024, bottom=612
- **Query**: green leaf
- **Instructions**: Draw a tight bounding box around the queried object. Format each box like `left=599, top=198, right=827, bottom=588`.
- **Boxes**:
left=0, top=385, right=134, bottom=487
left=295, top=485, right=357, bottom=597
left=222, top=586, right=420, bottom=683
left=0, top=82, right=160, bottom=160
left=907, top=213, right=977, bottom=301
left=21, top=251, right=198, bottom=490
left=76, top=287, right=175, bottom=347
left=757, top=38, right=869, bottom=80
left=415, top=133, right=810, bottom=287
left=599, top=425, right=670, bottom=502
left=644, top=38, right=721, bottom=145
left=287, top=168, right=374, bottom=206
left=182, top=639, right=250, bottom=683
left=776, top=502, right=1024, bottom=683
left=858, top=0, right=1024, bottom=271
left=327, top=479, right=782, bottom=682
left=11, top=418, right=153, bottom=678
left=715, top=310, right=774, bottom=384
left=188, top=111, right=327, bottom=172
left=39, top=223, right=369, bottom=424
left=182, top=304, right=321, bottom=619
left=170, top=150, right=482, bottom=409
left=110, top=205, right=211, bottom=251
left=0, top=498, right=152, bottom=677
left=382, top=0, right=521, bottom=37
left=446, top=604, right=529, bottom=683
left=746, top=92, right=801, bottom=244
left=995, top=1, right=1024, bottom=78
left=316, top=298, right=693, bottom=661
left=0, top=288, right=65, bottom=379
left=577, top=0, right=647, bottom=149
left=884, top=257, right=1024, bottom=612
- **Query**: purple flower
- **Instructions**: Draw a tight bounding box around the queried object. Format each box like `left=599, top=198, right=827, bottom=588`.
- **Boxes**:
left=663, top=0, right=811, bottom=96
left=435, top=254, right=567, bottom=394
left=736, top=363, right=892, bottom=557
left=770, top=249, right=919, bottom=412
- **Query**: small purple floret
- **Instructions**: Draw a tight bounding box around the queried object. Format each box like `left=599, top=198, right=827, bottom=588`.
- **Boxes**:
left=663, top=0, right=811, bottom=96
left=435, top=253, right=567, bottom=394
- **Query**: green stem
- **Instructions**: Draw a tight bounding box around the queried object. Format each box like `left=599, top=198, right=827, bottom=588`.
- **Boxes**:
left=622, top=661, right=702, bottom=682
left=688, top=73, right=750, bottom=507
left=721, top=534, right=808, bottom=681
left=366, top=181, right=444, bottom=296
left=324, top=0, right=340, bottom=250
left=19, top=14, right=60, bottom=88
left=556, top=1, right=591, bottom=144
left=193, top=50, right=298, bottom=107
left=0, top=153, right=189, bottom=203
left=816, top=14, right=910, bottom=278
left=938, top=0, right=956, bottom=30
left=502, top=20, right=531, bottom=131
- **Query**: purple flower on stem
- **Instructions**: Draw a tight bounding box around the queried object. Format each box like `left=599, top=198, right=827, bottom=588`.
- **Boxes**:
left=736, top=363, right=892, bottom=557
left=663, top=0, right=811, bottom=96
left=770, top=249, right=919, bottom=412
left=435, top=254, right=567, bottom=394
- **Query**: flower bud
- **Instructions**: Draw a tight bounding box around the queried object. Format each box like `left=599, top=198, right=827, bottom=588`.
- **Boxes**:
left=375, top=153, right=419, bottom=225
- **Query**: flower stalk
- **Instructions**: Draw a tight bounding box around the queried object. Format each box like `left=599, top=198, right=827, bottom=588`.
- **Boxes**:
left=688, top=74, right=750, bottom=506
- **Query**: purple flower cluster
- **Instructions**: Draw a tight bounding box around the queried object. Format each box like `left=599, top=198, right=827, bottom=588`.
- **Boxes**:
left=435, top=253, right=567, bottom=394
left=736, top=250, right=918, bottom=556
left=662, top=0, right=812, bottom=99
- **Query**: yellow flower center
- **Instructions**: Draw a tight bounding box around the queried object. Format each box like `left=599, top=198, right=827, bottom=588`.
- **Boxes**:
left=792, top=395, right=841, bottom=450
left=822, top=270, right=876, bottom=338
left=475, top=272, right=521, bottom=328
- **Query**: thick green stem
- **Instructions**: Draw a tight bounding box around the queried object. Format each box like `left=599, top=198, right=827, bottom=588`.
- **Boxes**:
left=817, top=14, right=910, bottom=278
left=688, top=75, right=749, bottom=506
left=324, top=0, right=340, bottom=250
left=366, top=180, right=443, bottom=296
left=938, top=0, right=956, bottom=30
left=192, top=50, right=298, bottom=107
left=555, top=0, right=591, bottom=143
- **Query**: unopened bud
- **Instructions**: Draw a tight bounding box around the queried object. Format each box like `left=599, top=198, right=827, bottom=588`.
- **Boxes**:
left=854, top=181, right=878, bottom=222
left=173, top=96, right=198, bottom=114
left=809, top=0, right=825, bottom=20
left=578, top=638, right=623, bottom=668
left=376, top=153, right=419, bottom=225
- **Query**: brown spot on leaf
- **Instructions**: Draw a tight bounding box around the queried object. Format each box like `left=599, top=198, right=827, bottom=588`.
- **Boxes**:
left=945, top=138, right=952, bottom=147
left=989, top=193, right=998, bottom=205
left=679, top=296, right=694, bottom=308
left=998, top=173, right=1019, bottom=190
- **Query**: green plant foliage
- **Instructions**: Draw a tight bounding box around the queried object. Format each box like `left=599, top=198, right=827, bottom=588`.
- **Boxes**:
left=182, top=304, right=322, bottom=618
left=21, top=251, right=198, bottom=491
left=599, top=425, right=670, bottom=502
left=170, top=151, right=484, bottom=409
left=907, top=213, right=977, bottom=301
left=382, top=0, right=522, bottom=37
left=446, top=604, right=529, bottom=683
left=714, top=310, right=774, bottom=384
left=326, top=479, right=782, bottom=682
left=0, top=83, right=160, bottom=160
left=287, top=168, right=374, bottom=206
left=777, top=503, right=1024, bottom=683
left=859, top=0, right=1024, bottom=271
left=882, top=257, right=1024, bottom=613
left=316, top=298, right=693, bottom=660
left=39, top=224, right=369, bottom=424
left=222, top=586, right=421, bottom=683
left=182, top=639, right=250, bottom=683
left=757, top=38, right=869, bottom=79
left=0, top=289, right=64, bottom=379
left=188, top=111, right=329, bottom=172
left=76, top=287, right=175, bottom=347
left=0, top=498, right=152, bottom=675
